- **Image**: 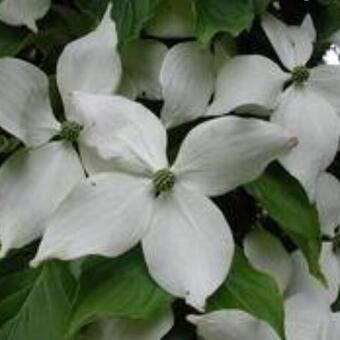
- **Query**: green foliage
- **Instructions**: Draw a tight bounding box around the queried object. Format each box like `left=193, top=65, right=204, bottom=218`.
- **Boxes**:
left=315, top=0, right=340, bottom=40
left=77, top=0, right=163, bottom=45
left=245, top=164, right=323, bottom=282
left=194, top=0, right=254, bottom=44
left=0, top=262, right=76, bottom=340
left=208, top=248, right=285, bottom=340
left=68, top=249, right=174, bottom=337
left=0, top=23, right=30, bottom=57
left=193, top=0, right=272, bottom=44
left=111, top=0, right=163, bottom=44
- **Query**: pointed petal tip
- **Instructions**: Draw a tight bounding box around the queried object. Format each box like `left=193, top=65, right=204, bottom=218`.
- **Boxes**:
left=186, top=314, right=202, bottom=325
left=186, top=293, right=206, bottom=313
left=0, top=247, right=8, bottom=259
left=29, top=257, right=42, bottom=268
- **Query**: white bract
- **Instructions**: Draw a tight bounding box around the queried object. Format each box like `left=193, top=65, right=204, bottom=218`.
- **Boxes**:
left=284, top=252, right=340, bottom=340
left=315, top=173, right=340, bottom=302
left=244, top=173, right=340, bottom=303
left=146, top=0, right=231, bottom=128
left=160, top=41, right=231, bottom=128
left=81, top=309, right=174, bottom=340
left=0, top=5, right=122, bottom=256
left=208, top=13, right=340, bottom=201
left=189, top=249, right=340, bottom=340
left=188, top=310, right=279, bottom=340
left=244, top=228, right=293, bottom=293
left=31, top=93, right=295, bottom=310
left=0, top=0, right=51, bottom=32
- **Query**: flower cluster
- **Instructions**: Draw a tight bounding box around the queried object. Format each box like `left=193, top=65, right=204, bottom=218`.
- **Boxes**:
left=1, top=1, right=340, bottom=339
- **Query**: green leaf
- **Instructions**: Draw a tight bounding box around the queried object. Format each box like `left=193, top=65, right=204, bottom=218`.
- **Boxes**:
left=0, top=23, right=30, bottom=57
left=0, top=262, right=76, bottom=340
left=194, top=0, right=254, bottom=44
left=68, top=248, right=174, bottom=337
left=245, top=164, right=323, bottom=281
left=208, top=248, right=285, bottom=340
left=111, top=0, right=163, bottom=44
left=77, top=0, right=162, bottom=45
left=315, top=0, right=340, bottom=40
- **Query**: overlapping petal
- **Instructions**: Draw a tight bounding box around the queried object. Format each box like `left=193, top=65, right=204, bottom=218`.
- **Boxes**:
left=0, top=142, right=84, bottom=257
left=172, top=116, right=296, bottom=197
left=31, top=173, right=154, bottom=266
left=272, top=87, right=340, bottom=201
left=316, top=173, right=340, bottom=236
left=244, top=229, right=293, bottom=293
left=320, top=244, right=340, bottom=303
left=73, top=93, right=168, bottom=176
left=207, top=55, right=289, bottom=116
left=160, top=42, right=215, bottom=127
left=188, top=310, right=279, bottom=340
left=57, top=5, right=122, bottom=117
left=262, top=14, right=316, bottom=70
left=0, top=58, right=60, bottom=147
left=0, top=0, right=51, bottom=32
left=309, top=65, right=340, bottom=116
left=285, top=293, right=328, bottom=340
left=142, top=183, right=234, bottom=311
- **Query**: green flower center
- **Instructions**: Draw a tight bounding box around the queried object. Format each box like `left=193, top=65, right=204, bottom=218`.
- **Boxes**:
left=291, top=66, right=310, bottom=85
left=60, top=121, right=83, bottom=142
left=152, top=169, right=175, bottom=197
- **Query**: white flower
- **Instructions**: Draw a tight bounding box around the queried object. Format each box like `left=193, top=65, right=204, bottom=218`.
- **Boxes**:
left=208, top=13, right=340, bottom=201
left=0, top=0, right=51, bottom=32
left=314, top=173, right=340, bottom=303
left=31, top=94, right=295, bottom=310
left=159, top=41, right=231, bottom=128
left=81, top=309, right=174, bottom=340
left=284, top=252, right=340, bottom=340
left=187, top=310, right=279, bottom=340
left=244, top=228, right=293, bottom=294
left=0, top=5, right=121, bottom=256
left=244, top=173, right=340, bottom=303
left=143, top=0, right=231, bottom=128
left=189, top=248, right=340, bottom=340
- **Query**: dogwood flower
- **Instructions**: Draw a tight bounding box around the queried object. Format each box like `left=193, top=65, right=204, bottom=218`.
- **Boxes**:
left=144, top=0, right=231, bottom=128
left=244, top=174, right=340, bottom=303
left=189, top=290, right=340, bottom=340
left=189, top=249, right=340, bottom=340
left=208, top=13, right=340, bottom=201
left=187, top=310, right=279, bottom=340
left=284, top=251, right=340, bottom=340
left=81, top=310, right=174, bottom=340
left=160, top=41, right=231, bottom=128
left=244, top=228, right=293, bottom=293
left=0, top=0, right=51, bottom=32
left=31, top=94, right=296, bottom=310
left=315, top=172, right=340, bottom=302
left=0, top=6, right=122, bottom=256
